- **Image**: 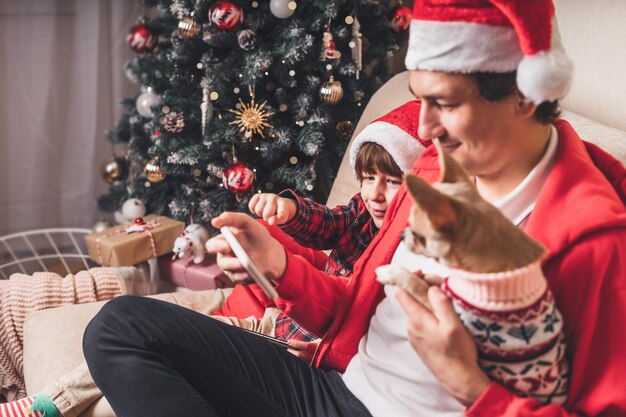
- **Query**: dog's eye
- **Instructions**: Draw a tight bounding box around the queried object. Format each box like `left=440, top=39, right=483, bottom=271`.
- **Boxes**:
left=412, top=231, right=426, bottom=247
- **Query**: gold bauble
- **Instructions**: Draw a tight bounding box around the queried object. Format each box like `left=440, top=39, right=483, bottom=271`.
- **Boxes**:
left=319, top=78, right=344, bottom=106
left=144, top=157, right=165, bottom=183
left=100, top=155, right=128, bottom=184
left=178, top=16, right=201, bottom=38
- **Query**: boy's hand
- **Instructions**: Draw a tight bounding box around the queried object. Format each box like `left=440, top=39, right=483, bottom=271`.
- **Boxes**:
left=287, top=339, right=320, bottom=363
left=248, top=193, right=297, bottom=226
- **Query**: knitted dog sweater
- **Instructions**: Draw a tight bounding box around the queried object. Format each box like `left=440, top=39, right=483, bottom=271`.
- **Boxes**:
left=442, top=261, right=569, bottom=404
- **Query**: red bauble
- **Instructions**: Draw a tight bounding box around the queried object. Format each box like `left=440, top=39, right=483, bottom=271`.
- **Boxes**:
left=127, top=23, right=158, bottom=53
left=135, top=217, right=145, bottom=225
left=209, top=1, right=244, bottom=31
left=388, top=5, right=412, bottom=33
left=222, top=161, right=255, bottom=193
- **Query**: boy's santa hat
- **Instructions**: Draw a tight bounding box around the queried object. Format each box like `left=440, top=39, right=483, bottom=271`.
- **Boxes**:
left=349, top=100, right=430, bottom=174
left=405, top=0, right=574, bottom=104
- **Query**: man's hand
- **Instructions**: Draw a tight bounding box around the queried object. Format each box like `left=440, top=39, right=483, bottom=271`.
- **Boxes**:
left=248, top=193, right=297, bottom=226
left=395, top=286, right=490, bottom=406
left=207, top=212, right=287, bottom=284
left=287, top=339, right=320, bottom=363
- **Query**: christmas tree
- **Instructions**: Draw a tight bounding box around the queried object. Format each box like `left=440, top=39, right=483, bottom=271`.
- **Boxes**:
left=98, top=0, right=409, bottom=229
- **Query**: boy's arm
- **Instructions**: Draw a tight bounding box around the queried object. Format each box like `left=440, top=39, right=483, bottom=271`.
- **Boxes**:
left=278, top=189, right=368, bottom=250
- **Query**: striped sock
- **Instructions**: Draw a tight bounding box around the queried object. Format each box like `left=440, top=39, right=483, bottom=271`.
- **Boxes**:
left=0, top=396, right=43, bottom=417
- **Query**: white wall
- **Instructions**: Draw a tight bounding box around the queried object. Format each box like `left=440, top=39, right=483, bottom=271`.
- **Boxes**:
left=555, top=0, right=626, bottom=131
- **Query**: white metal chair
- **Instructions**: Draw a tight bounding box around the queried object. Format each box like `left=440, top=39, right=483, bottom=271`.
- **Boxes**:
left=0, top=228, right=97, bottom=279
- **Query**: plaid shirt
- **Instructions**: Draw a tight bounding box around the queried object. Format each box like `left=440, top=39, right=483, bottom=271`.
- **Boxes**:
left=273, top=189, right=378, bottom=342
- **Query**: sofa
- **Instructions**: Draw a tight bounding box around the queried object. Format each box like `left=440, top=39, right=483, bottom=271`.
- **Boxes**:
left=22, top=68, right=626, bottom=417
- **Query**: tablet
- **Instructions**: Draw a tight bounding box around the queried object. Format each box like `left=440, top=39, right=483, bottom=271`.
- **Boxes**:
left=219, top=226, right=279, bottom=300
left=238, top=327, right=289, bottom=349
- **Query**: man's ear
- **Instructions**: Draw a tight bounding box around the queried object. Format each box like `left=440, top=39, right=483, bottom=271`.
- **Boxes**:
left=433, top=139, right=472, bottom=185
left=404, top=174, right=457, bottom=232
left=516, top=93, right=538, bottom=119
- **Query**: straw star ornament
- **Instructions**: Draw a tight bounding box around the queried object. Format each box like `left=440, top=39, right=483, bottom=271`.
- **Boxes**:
left=229, top=97, right=274, bottom=141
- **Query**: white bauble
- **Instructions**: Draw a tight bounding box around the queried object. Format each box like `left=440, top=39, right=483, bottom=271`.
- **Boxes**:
left=136, top=88, right=160, bottom=118
left=270, top=0, right=295, bottom=19
left=114, top=210, right=129, bottom=224
left=121, top=198, right=146, bottom=221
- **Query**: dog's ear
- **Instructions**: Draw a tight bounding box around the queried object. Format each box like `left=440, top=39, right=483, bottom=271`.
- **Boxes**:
left=404, top=174, right=457, bottom=232
left=433, top=139, right=473, bottom=185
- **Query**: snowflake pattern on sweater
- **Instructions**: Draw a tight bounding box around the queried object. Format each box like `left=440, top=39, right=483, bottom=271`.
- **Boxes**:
left=441, top=268, right=570, bottom=404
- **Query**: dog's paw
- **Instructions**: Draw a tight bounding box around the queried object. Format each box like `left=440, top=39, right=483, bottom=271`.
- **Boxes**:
left=376, top=265, right=434, bottom=312
left=375, top=265, right=414, bottom=286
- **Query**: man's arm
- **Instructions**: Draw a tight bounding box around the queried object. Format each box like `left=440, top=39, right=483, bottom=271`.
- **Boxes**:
left=207, top=212, right=347, bottom=337
left=261, top=220, right=328, bottom=271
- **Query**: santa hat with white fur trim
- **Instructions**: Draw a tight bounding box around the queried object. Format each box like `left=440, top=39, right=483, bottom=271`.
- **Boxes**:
left=349, top=100, right=430, bottom=174
left=405, top=0, right=574, bottom=104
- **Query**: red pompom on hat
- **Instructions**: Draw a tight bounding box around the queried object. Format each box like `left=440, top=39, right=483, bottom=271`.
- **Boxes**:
left=404, top=0, right=574, bottom=104
left=349, top=100, right=430, bottom=174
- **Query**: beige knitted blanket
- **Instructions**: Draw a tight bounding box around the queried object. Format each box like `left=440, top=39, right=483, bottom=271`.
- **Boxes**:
left=0, top=268, right=122, bottom=399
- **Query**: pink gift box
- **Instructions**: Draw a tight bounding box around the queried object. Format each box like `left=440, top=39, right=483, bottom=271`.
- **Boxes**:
left=158, top=254, right=234, bottom=291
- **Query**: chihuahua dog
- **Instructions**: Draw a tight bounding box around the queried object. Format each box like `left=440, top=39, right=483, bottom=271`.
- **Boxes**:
left=376, top=140, right=569, bottom=404
left=377, top=139, right=545, bottom=309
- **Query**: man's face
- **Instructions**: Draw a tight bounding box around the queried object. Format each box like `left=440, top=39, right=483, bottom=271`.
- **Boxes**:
left=409, top=70, right=520, bottom=177
left=360, top=171, right=402, bottom=229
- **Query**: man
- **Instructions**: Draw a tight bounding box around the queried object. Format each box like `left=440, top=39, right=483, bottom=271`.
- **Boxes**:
left=83, top=1, right=626, bottom=416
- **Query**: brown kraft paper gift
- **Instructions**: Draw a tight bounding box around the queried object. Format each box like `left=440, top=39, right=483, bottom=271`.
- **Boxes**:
left=85, top=214, right=185, bottom=267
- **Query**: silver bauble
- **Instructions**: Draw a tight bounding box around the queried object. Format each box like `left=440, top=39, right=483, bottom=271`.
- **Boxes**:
left=270, top=0, right=296, bottom=19
left=91, top=220, right=111, bottom=233
left=136, top=88, right=160, bottom=118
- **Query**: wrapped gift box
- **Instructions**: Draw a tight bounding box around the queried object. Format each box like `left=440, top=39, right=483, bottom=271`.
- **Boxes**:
left=158, top=254, right=234, bottom=291
left=85, top=215, right=185, bottom=267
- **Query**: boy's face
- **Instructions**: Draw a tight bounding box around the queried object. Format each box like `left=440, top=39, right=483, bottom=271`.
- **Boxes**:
left=409, top=70, right=522, bottom=178
left=360, top=171, right=402, bottom=229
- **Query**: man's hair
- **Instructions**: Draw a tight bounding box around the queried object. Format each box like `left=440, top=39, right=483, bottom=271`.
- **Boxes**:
left=471, top=72, right=560, bottom=125
left=354, top=142, right=404, bottom=182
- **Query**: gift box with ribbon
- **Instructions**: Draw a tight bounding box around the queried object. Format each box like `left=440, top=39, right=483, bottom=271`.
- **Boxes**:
left=85, top=214, right=185, bottom=267
left=157, top=254, right=233, bottom=291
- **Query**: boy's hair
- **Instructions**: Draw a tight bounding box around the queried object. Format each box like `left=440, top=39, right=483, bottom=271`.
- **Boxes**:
left=471, top=72, right=560, bottom=125
left=354, top=142, right=404, bottom=183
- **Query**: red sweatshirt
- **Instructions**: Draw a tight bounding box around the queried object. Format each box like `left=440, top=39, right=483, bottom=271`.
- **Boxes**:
left=273, top=120, right=626, bottom=417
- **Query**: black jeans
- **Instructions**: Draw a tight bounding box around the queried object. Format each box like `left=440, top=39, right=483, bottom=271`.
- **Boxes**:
left=83, top=296, right=372, bottom=417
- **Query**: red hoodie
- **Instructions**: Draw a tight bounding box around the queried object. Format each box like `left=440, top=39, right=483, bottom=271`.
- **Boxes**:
left=273, top=119, right=626, bottom=417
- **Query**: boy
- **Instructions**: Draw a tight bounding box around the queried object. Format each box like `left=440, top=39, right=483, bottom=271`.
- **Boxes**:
left=251, top=99, right=427, bottom=277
